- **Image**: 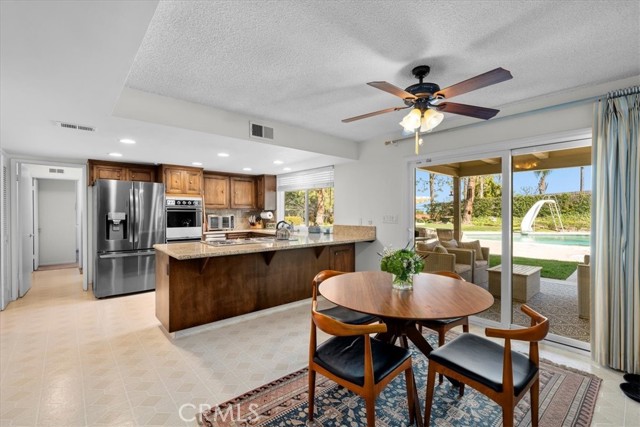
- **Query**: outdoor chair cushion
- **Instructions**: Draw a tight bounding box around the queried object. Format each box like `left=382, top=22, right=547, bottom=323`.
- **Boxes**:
left=433, top=245, right=448, bottom=254
left=460, top=240, right=485, bottom=260
left=440, top=239, right=459, bottom=248
left=417, top=241, right=439, bottom=251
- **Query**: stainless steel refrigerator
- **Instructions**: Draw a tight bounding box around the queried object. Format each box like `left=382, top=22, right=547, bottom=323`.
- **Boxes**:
left=93, top=180, right=165, bottom=298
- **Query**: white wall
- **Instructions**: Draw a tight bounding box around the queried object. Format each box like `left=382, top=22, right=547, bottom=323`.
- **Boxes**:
left=37, top=179, right=77, bottom=265
left=0, top=151, right=10, bottom=310
left=335, top=76, right=639, bottom=271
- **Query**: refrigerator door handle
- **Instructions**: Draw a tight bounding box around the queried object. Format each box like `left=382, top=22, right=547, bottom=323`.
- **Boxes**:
left=128, top=188, right=134, bottom=244
left=133, top=188, right=140, bottom=245
left=98, top=251, right=155, bottom=259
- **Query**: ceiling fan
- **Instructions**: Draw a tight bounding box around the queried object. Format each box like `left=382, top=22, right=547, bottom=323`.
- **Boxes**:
left=342, top=65, right=513, bottom=152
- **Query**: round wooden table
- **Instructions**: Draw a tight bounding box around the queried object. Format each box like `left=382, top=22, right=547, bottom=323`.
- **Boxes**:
left=319, top=270, right=494, bottom=357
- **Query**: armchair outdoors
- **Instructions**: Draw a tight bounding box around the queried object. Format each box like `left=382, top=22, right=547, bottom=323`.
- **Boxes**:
left=416, top=242, right=474, bottom=282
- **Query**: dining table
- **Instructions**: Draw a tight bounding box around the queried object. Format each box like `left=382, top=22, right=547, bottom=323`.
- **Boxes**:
left=319, top=270, right=495, bottom=425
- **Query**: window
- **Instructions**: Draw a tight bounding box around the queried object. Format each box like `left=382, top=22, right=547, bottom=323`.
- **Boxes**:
left=278, top=167, right=334, bottom=226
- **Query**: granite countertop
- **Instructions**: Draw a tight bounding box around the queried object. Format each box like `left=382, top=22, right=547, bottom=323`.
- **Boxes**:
left=155, top=225, right=376, bottom=260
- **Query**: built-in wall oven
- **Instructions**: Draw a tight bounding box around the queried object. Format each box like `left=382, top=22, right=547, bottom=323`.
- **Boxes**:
left=165, top=196, right=203, bottom=243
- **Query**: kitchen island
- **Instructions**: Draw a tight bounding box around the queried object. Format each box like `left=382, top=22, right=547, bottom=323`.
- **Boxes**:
left=154, top=225, right=375, bottom=333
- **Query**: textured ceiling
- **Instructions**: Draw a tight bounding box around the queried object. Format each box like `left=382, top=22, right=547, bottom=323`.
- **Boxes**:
left=125, top=0, right=640, bottom=142
left=1, top=1, right=639, bottom=173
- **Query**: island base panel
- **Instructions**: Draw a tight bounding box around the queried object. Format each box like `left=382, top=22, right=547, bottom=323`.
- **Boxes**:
left=155, top=244, right=355, bottom=332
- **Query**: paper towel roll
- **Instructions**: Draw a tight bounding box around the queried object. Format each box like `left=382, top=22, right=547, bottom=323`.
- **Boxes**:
left=260, top=211, right=274, bottom=220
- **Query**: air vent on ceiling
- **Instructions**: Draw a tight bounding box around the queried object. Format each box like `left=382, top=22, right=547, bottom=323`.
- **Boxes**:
left=250, top=122, right=274, bottom=141
left=48, top=168, right=64, bottom=174
left=54, top=121, right=96, bottom=132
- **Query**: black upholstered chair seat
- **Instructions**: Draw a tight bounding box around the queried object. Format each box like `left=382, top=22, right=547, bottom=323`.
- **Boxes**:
left=314, top=336, right=411, bottom=387
left=318, top=306, right=378, bottom=325
left=428, top=333, right=538, bottom=395
left=420, top=317, right=464, bottom=327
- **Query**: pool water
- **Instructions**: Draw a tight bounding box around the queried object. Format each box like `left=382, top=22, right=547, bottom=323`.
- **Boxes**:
left=464, top=232, right=590, bottom=247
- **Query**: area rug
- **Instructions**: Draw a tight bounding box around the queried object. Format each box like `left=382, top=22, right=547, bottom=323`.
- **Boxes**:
left=199, top=334, right=601, bottom=427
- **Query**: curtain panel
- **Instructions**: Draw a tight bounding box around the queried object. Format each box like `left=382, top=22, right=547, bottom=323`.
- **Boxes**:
left=591, top=86, right=640, bottom=374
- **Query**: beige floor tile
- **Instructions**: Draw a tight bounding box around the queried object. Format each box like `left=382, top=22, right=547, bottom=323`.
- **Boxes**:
left=0, top=268, right=633, bottom=426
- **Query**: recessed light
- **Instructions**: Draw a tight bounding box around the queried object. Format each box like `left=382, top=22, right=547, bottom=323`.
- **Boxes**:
left=108, top=152, right=123, bottom=157
left=283, top=167, right=291, bottom=171
left=273, top=160, right=284, bottom=165
left=192, top=162, right=203, bottom=166
left=119, top=138, right=136, bottom=144
left=218, top=152, right=230, bottom=157
left=242, top=167, right=252, bottom=171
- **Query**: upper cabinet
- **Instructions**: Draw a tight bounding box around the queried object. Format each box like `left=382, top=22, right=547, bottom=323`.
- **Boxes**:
left=161, top=165, right=203, bottom=196
left=255, top=175, right=276, bottom=211
left=203, top=174, right=230, bottom=209
left=88, top=160, right=157, bottom=185
left=230, top=177, right=255, bottom=209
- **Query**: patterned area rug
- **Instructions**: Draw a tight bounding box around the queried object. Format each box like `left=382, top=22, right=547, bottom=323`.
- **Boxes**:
left=199, top=333, right=601, bottom=427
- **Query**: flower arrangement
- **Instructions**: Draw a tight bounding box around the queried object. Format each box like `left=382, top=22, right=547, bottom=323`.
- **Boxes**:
left=379, top=244, right=425, bottom=289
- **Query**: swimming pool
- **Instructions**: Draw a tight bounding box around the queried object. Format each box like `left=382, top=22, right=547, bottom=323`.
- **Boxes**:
left=463, top=232, right=590, bottom=247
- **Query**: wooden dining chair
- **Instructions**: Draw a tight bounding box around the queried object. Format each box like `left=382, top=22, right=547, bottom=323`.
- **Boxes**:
left=418, top=271, right=469, bottom=383
left=308, top=299, right=416, bottom=426
left=424, top=305, right=549, bottom=427
left=312, top=270, right=378, bottom=325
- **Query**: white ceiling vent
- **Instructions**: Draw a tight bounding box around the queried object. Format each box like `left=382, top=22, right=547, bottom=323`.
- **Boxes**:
left=250, top=122, right=274, bottom=141
left=48, top=168, right=65, bottom=174
left=54, top=121, right=96, bottom=132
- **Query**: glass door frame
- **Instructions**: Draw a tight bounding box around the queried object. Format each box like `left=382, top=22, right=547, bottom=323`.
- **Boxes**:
left=511, top=138, right=592, bottom=351
left=410, top=149, right=511, bottom=330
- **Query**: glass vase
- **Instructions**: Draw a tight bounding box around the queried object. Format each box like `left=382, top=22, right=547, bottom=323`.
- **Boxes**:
left=391, top=273, right=413, bottom=290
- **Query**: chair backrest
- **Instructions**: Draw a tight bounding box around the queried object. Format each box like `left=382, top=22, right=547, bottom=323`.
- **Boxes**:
left=311, top=270, right=346, bottom=301
left=311, top=300, right=386, bottom=337
left=436, top=228, right=454, bottom=241
left=484, top=304, right=549, bottom=386
left=432, top=271, right=465, bottom=281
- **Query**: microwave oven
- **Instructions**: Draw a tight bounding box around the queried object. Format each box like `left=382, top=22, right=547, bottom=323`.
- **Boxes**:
left=208, top=214, right=235, bottom=230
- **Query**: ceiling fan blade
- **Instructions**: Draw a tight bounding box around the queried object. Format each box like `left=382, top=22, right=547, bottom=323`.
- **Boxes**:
left=368, top=81, right=417, bottom=100
left=434, top=68, right=513, bottom=99
left=436, top=102, right=500, bottom=120
left=342, top=106, right=410, bottom=123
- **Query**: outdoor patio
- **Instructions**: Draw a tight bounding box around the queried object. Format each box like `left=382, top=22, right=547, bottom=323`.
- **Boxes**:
left=477, top=274, right=590, bottom=343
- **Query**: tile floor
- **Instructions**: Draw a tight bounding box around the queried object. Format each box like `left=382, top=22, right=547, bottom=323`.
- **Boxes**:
left=0, top=268, right=638, bottom=426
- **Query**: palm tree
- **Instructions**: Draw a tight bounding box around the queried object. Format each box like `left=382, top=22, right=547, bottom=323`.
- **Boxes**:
left=534, top=170, right=551, bottom=194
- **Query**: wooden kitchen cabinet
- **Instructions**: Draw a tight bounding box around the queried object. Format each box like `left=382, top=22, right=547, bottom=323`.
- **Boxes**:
left=161, top=165, right=203, bottom=196
left=329, top=244, right=355, bottom=272
left=88, top=160, right=157, bottom=185
left=230, top=177, right=255, bottom=209
left=255, top=175, right=276, bottom=210
left=127, top=167, right=156, bottom=182
left=203, top=174, right=229, bottom=209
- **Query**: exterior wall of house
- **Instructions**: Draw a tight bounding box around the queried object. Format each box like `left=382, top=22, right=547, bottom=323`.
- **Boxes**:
left=335, top=75, right=639, bottom=271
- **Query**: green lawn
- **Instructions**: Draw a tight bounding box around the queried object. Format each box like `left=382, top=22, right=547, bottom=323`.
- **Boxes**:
left=488, top=255, right=579, bottom=280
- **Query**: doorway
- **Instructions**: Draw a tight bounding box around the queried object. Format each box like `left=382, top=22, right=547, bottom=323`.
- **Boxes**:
left=6, top=160, right=87, bottom=308
left=37, top=179, right=78, bottom=268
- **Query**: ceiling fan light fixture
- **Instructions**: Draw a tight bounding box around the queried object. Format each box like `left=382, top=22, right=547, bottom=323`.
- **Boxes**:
left=399, top=108, right=422, bottom=132
left=420, top=109, right=444, bottom=133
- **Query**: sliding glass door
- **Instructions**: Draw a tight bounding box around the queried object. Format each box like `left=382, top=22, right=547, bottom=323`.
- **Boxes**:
left=415, top=152, right=506, bottom=324
left=510, top=143, right=591, bottom=348
left=413, top=139, right=592, bottom=349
